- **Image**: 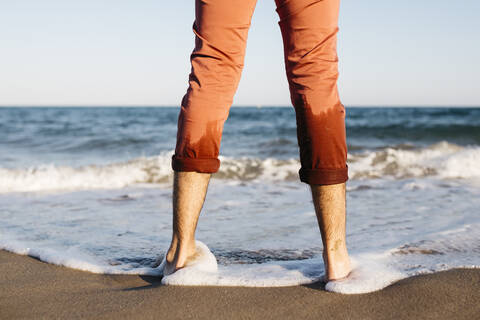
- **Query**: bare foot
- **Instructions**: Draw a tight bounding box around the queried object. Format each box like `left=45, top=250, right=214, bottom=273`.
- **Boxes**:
left=163, top=241, right=199, bottom=276
left=323, top=250, right=351, bottom=281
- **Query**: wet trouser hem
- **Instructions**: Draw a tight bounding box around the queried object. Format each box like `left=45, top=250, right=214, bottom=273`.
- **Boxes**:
left=171, top=154, right=220, bottom=173
left=299, top=166, right=348, bottom=185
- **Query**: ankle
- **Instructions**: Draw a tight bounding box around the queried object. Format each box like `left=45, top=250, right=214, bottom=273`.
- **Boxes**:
left=324, top=246, right=348, bottom=259
left=166, top=238, right=196, bottom=263
left=322, top=247, right=351, bottom=280
left=324, top=249, right=349, bottom=270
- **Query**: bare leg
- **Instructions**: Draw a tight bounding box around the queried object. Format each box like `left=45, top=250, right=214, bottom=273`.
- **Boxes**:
left=164, top=171, right=211, bottom=275
left=310, top=182, right=351, bottom=281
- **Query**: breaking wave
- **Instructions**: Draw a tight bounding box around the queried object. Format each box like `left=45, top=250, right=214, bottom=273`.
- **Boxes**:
left=1, top=142, right=479, bottom=193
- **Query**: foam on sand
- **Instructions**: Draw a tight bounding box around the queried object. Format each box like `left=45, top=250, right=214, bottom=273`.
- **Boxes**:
left=0, top=239, right=163, bottom=276
left=2, top=236, right=476, bottom=293
left=159, top=241, right=219, bottom=286
left=324, top=254, right=405, bottom=294
left=159, top=240, right=323, bottom=287
left=159, top=241, right=404, bottom=293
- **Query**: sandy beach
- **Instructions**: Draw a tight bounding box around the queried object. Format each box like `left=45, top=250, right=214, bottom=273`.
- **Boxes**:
left=1, top=250, right=478, bottom=319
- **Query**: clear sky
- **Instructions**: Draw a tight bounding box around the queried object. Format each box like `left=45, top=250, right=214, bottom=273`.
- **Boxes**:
left=1, top=0, right=479, bottom=106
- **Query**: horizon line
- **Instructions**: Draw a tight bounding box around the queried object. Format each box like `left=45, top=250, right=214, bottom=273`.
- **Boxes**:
left=1, top=104, right=480, bottom=108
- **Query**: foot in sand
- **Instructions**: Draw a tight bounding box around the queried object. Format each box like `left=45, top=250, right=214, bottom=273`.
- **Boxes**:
left=155, top=240, right=218, bottom=286
left=161, top=240, right=199, bottom=276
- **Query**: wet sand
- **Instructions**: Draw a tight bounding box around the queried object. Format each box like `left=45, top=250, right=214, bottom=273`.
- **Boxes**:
left=1, top=250, right=478, bottom=319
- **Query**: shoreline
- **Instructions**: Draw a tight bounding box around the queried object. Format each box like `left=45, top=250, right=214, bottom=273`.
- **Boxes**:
left=1, top=250, right=479, bottom=319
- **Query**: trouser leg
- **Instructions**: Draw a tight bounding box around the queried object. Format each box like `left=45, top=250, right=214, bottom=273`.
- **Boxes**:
left=172, top=0, right=258, bottom=173
left=275, top=0, right=348, bottom=185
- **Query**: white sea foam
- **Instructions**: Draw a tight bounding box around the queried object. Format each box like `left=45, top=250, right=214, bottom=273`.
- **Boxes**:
left=324, top=255, right=405, bottom=294
left=160, top=243, right=404, bottom=292
left=158, top=241, right=217, bottom=275
left=0, top=237, right=425, bottom=295
left=1, top=142, right=480, bottom=193
left=348, top=141, right=480, bottom=180
left=0, top=152, right=173, bottom=193
left=0, top=239, right=163, bottom=276
left=163, top=258, right=323, bottom=287
left=158, top=241, right=321, bottom=287
left=1, top=237, right=404, bottom=291
left=2, top=228, right=478, bottom=293
left=159, top=240, right=219, bottom=286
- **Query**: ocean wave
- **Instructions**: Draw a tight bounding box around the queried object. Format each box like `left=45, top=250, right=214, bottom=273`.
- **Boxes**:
left=0, top=155, right=173, bottom=193
left=0, top=142, right=479, bottom=193
left=348, top=141, right=480, bottom=180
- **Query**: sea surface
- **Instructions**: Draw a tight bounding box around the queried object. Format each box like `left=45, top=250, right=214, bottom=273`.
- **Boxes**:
left=1, top=106, right=479, bottom=293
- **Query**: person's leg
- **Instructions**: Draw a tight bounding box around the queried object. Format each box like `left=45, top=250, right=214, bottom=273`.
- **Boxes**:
left=164, top=171, right=211, bottom=275
left=274, top=0, right=350, bottom=280
left=311, top=183, right=350, bottom=280
left=166, top=0, right=258, bottom=274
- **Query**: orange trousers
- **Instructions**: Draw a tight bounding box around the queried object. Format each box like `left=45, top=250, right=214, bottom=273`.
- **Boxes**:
left=172, top=0, right=348, bottom=185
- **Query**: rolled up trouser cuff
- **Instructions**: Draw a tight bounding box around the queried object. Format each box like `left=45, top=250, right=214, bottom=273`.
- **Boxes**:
left=171, top=154, right=220, bottom=173
left=299, top=166, right=348, bottom=185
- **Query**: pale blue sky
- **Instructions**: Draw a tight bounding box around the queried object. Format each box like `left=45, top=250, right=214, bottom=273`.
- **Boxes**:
left=0, top=0, right=479, bottom=106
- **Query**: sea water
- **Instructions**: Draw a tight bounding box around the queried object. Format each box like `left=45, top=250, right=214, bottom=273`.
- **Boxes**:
left=0, top=107, right=479, bottom=294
